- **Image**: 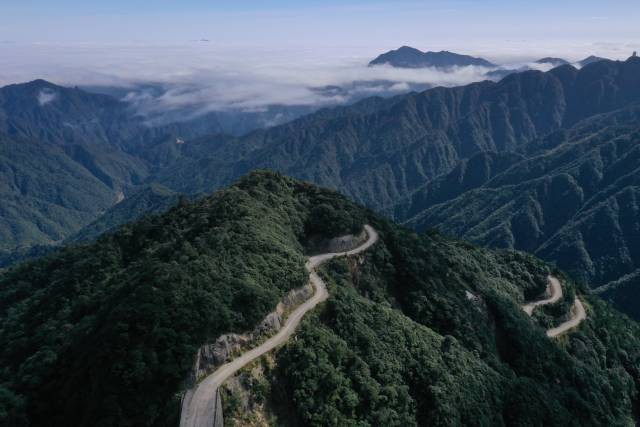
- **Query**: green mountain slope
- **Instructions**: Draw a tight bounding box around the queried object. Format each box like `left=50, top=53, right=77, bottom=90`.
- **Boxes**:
left=597, top=271, right=640, bottom=320
left=2, top=172, right=640, bottom=426
left=66, top=183, right=182, bottom=244
left=272, top=229, right=640, bottom=425
left=2, top=57, right=640, bottom=262
left=0, top=80, right=154, bottom=251
left=0, top=134, right=130, bottom=251
left=404, top=105, right=640, bottom=302
left=0, top=171, right=364, bottom=426
left=152, top=57, right=640, bottom=214
left=0, top=79, right=233, bottom=252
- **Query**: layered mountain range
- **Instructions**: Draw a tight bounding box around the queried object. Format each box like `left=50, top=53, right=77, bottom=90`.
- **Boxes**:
left=2, top=172, right=640, bottom=426
left=3, top=45, right=640, bottom=427
left=368, top=46, right=610, bottom=81
left=400, top=106, right=640, bottom=291
left=1, top=56, right=640, bottom=320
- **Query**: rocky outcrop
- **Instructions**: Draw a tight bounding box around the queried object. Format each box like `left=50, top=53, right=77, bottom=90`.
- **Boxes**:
left=306, top=229, right=368, bottom=254
left=279, top=283, right=314, bottom=315
left=190, top=334, right=250, bottom=384
left=189, top=282, right=315, bottom=384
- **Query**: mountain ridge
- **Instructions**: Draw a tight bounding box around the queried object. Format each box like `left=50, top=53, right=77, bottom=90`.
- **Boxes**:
left=369, top=46, right=497, bottom=68
left=151, top=57, right=640, bottom=213
left=401, top=104, right=640, bottom=306
left=3, top=171, right=640, bottom=426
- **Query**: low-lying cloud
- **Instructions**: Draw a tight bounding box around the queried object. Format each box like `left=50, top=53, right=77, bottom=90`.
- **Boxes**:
left=1, top=41, right=637, bottom=122
left=37, top=88, right=58, bottom=106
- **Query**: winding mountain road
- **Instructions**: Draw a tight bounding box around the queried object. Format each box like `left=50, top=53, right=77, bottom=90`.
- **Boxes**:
left=522, top=275, right=586, bottom=338
left=522, top=276, right=563, bottom=315
left=179, top=225, right=379, bottom=427
left=546, top=298, right=586, bottom=338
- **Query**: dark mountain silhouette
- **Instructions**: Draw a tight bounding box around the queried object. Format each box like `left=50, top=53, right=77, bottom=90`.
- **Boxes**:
left=369, top=46, right=496, bottom=68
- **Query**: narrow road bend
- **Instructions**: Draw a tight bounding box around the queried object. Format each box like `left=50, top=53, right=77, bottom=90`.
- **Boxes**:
left=522, top=275, right=586, bottom=338
left=546, top=298, right=586, bottom=338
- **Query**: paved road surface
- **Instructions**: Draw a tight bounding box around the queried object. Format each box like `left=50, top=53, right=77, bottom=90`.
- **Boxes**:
left=522, top=276, right=563, bottom=315
left=522, top=275, right=586, bottom=338
left=179, top=225, right=379, bottom=427
left=546, top=298, right=587, bottom=338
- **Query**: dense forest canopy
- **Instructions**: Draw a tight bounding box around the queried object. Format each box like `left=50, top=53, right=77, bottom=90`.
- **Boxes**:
left=1, top=171, right=640, bottom=426
left=0, top=171, right=364, bottom=426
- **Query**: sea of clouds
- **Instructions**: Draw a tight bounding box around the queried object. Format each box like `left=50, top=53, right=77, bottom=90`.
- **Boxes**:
left=0, top=41, right=637, bottom=121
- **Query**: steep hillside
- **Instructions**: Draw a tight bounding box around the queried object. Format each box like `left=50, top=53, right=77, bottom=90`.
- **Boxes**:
left=2, top=172, right=640, bottom=426
left=0, top=81, right=157, bottom=251
left=390, top=150, right=525, bottom=220
left=0, top=171, right=365, bottom=426
left=597, top=271, right=640, bottom=320
left=152, top=57, right=640, bottom=214
left=268, top=226, right=640, bottom=426
left=2, top=58, right=639, bottom=258
left=0, top=80, right=141, bottom=148
left=0, top=79, right=235, bottom=150
left=0, top=133, right=139, bottom=251
left=0, top=80, right=230, bottom=251
left=66, top=183, right=182, bottom=243
left=404, top=105, right=640, bottom=301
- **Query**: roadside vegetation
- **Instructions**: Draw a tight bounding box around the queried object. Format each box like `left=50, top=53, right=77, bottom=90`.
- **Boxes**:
left=0, top=171, right=363, bottom=427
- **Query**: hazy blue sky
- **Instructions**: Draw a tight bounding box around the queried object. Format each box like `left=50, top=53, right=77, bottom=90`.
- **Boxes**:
left=1, top=0, right=638, bottom=47
left=1, top=0, right=638, bottom=111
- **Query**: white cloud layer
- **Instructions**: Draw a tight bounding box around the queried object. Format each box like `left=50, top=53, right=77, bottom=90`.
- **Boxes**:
left=37, top=88, right=58, bottom=106
left=1, top=41, right=638, bottom=118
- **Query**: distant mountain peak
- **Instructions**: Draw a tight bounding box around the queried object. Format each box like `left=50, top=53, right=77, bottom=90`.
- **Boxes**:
left=397, top=45, right=421, bottom=52
left=26, top=78, right=53, bottom=86
left=369, top=46, right=496, bottom=69
left=5, top=79, right=60, bottom=93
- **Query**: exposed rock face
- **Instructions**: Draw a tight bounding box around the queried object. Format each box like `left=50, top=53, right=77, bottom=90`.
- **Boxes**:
left=189, top=282, right=315, bottom=384
left=255, top=312, right=282, bottom=337
left=280, top=283, right=314, bottom=314
left=307, top=229, right=368, bottom=254
left=191, top=334, right=250, bottom=383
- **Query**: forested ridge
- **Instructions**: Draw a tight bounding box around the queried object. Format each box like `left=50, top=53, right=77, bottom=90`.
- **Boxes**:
left=403, top=104, right=640, bottom=318
left=2, top=56, right=640, bottom=426
left=269, top=223, right=640, bottom=426
left=0, top=171, right=364, bottom=426
left=3, top=57, right=639, bottom=259
left=2, top=172, right=639, bottom=426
